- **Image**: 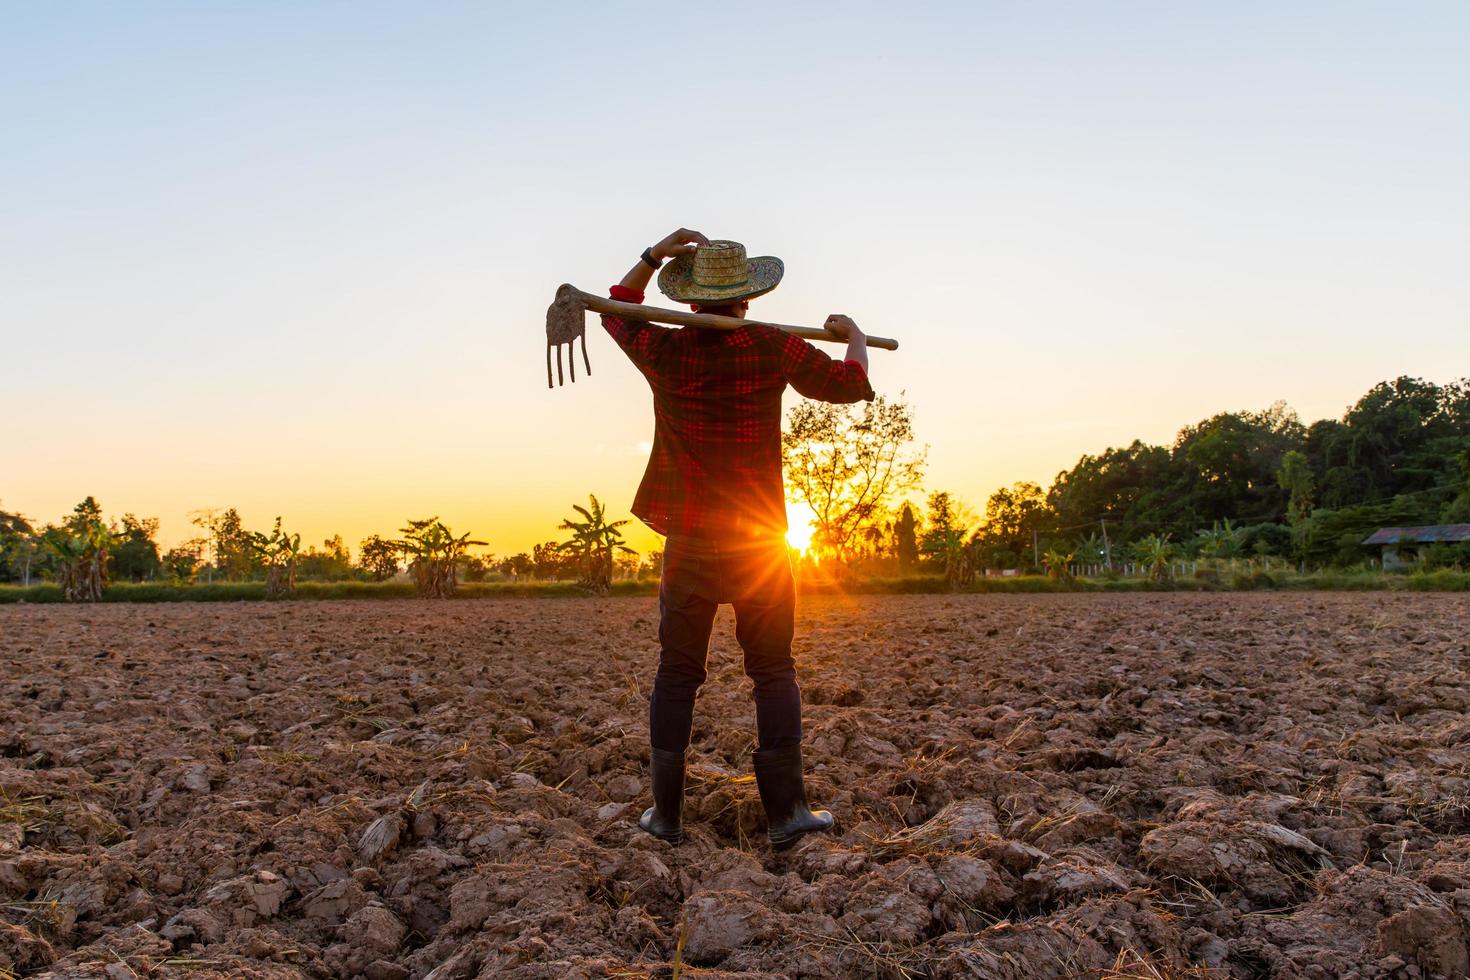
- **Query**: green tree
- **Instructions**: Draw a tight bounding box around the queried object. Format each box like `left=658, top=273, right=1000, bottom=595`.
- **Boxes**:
left=1047, top=440, right=1176, bottom=533
left=463, top=554, right=496, bottom=582
left=1048, top=404, right=1307, bottom=542
left=192, top=508, right=255, bottom=581
left=1277, top=450, right=1315, bottom=526
left=0, top=505, right=38, bottom=585
left=111, top=514, right=163, bottom=582
left=919, top=491, right=976, bottom=589
left=1173, top=402, right=1304, bottom=526
left=918, top=492, right=959, bottom=565
left=501, top=552, right=534, bottom=578
left=1298, top=499, right=1433, bottom=567
left=162, top=539, right=205, bottom=583
left=1442, top=448, right=1470, bottom=523
left=1310, top=377, right=1470, bottom=510
left=975, top=481, right=1052, bottom=568
left=782, top=394, right=926, bottom=565
left=299, top=535, right=353, bottom=580
left=531, top=542, right=564, bottom=580
left=1238, top=521, right=1294, bottom=559
left=893, top=503, right=919, bottom=573
left=358, top=535, right=401, bottom=581
left=615, top=552, right=641, bottom=581
left=66, top=496, right=105, bottom=534
left=1030, top=376, right=1468, bottom=570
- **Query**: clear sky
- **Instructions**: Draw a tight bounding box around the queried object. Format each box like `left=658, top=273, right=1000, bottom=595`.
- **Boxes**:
left=4, top=1, right=1468, bottom=557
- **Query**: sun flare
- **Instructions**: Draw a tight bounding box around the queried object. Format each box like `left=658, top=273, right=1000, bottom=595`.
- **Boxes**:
left=785, top=501, right=818, bottom=553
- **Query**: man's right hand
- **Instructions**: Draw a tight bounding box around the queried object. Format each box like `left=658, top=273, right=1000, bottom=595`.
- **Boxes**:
left=823, top=315, right=864, bottom=341
left=652, top=228, right=711, bottom=261
left=622, top=229, right=710, bottom=293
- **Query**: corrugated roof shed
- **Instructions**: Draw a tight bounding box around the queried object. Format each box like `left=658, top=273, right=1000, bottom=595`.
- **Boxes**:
left=1361, top=524, right=1470, bottom=545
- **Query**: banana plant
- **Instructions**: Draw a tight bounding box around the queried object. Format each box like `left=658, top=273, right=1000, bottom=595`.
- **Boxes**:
left=559, top=495, right=636, bottom=595
left=42, top=520, right=112, bottom=601
left=250, top=518, right=302, bottom=599
left=1133, top=533, right=1175, bottom=583
left=938, top=531, right=976, bottom=591
left=399, top=518, right=487, bottom=598
left=1043, top=547, right=1076, bottom=583
left=1193, top=519, right=1242, bottom=561
left=1073, top=531, right=1106, bottom=565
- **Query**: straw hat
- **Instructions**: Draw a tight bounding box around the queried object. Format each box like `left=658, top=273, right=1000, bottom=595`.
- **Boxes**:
left=657, top=240, right=784, bottom=304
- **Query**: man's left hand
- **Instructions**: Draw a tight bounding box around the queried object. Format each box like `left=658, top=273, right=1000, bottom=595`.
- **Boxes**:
left=652, top=228, right=710, bottom=261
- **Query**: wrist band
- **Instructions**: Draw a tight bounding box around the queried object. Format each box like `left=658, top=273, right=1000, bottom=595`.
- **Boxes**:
left=640, top=247, right=662, bottom=270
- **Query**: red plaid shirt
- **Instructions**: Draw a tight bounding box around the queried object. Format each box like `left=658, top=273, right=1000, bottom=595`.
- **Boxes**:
left=603, top=284, right=874, bottom=539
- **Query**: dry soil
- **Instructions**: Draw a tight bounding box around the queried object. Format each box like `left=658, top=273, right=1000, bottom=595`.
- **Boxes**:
left=4, top=593, right=1470, bottom=978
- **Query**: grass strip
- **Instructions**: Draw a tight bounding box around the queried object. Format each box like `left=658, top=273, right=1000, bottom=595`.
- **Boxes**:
left=2, top=569, right=1466, bottom=603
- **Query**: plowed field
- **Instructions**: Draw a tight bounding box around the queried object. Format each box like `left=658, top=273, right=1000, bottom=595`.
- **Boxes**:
left=4, top=593, right=1470, bottom=978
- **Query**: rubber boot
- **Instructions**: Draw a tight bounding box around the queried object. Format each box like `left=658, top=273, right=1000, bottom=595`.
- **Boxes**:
left=752, top=744, right=834, bottom=850
left=638, top=747, right=685, bottom=845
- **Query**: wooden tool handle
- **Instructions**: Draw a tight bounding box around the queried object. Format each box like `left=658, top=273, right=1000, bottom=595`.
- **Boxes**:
left=576, top=289, right=900, bottom=351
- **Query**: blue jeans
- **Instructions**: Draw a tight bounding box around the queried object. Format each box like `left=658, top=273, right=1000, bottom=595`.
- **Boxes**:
left=649, top=534, right=802, bottom=753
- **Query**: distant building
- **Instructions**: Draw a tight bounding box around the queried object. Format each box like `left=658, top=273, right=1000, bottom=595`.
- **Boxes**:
left=1361, top=524, right=1470, bottom=571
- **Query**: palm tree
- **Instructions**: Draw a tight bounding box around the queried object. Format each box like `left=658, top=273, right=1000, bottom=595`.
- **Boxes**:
left=559, top=495, right=637, bottom=595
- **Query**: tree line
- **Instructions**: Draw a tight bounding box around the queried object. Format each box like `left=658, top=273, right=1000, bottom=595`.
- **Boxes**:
left=784, top=375, right=1470, bottom=585
left=0, top=494, right=660, bottom=601
left=5, top=374, right=1467, bottom=600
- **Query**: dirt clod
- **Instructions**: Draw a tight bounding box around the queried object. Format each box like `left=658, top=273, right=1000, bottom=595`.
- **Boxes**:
left=1378, top=905, right=1469, bottom=976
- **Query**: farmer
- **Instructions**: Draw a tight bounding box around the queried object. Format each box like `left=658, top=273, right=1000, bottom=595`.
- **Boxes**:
left=602, top=228, right=875, bottom=848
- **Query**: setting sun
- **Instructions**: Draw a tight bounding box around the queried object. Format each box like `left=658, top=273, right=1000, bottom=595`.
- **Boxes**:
left=785, top=500, right=818, bottom=553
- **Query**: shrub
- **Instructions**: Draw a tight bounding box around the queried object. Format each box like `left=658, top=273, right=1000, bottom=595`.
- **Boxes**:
left=1231, top=571, right=1276, bottom=591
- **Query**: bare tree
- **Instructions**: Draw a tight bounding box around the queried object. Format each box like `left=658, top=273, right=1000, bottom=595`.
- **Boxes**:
left=781, top=394, right=926, bottom=565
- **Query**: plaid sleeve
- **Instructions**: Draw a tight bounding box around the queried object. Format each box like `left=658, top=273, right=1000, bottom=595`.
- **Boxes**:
left=600, top=285, right=666, bottom=371
left=773, top=331, right=875, bottom=403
